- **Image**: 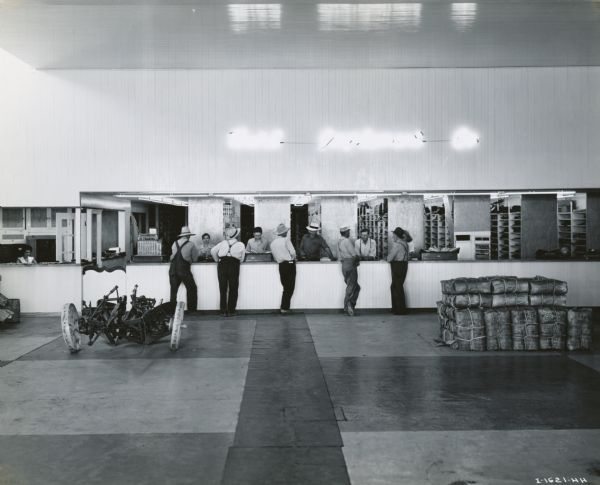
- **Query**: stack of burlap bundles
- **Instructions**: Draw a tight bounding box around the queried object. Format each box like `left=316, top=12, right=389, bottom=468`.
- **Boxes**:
left=484, top=308, right=512, bottom=351
left=438, top=275, right=592, bottom=352
left=510, top=307, right=540, bottom=351
left=537, top=307, right=567, bottom=350
left=439, top=305, right=486, bottom=351
left=529, top=276, right=568, bottom=307
left=567, top=308, right=593, bottom=351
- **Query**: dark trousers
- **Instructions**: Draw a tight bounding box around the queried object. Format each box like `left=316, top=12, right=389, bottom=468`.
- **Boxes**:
left=341, top=259, right=361, bottom=309
left=390, top=261, right=408, bottom=314
left=278, top=262, right=296, bottom=310
left=169, top=271, right=198, bottom=311
left=218, top=257, right=240, bottom=313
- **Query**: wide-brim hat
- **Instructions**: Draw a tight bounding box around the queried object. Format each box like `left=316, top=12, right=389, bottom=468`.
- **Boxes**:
left=276, top=223, right=289, bottom=235
left=339, top=225, right=351, bottom=233
left=177, top=226, right=195, bottom=237
left=225, top=226, right=240, bottom=238
left=306, top=223, right=320, bottom=232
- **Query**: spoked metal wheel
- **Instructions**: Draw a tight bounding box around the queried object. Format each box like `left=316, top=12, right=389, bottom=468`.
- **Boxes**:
left=169, top=301, right=185, bottom=351
left=61, top=303, right=81, bottom=353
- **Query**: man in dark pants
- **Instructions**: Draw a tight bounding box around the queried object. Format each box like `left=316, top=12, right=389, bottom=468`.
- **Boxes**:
left=169, top=226, right=199, bottom=312
left=269, top=223, right=297, bottom=314
left=211, top=226, right=246, bottom=316
left=387, top=227, right=412, bottom=315
left=337, top=225, right=360, bottom=316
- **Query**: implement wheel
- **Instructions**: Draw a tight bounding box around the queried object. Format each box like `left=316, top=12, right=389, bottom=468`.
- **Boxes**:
left=61, top=303, right=81, bottom=353
left=170, top=302, right=185, bottom=351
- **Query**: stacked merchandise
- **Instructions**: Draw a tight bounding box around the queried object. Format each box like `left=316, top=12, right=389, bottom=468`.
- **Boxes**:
left=0, top=291, right=20, bottom=323
left=437, top=276, right=593, bottom=351
left=567, top=308, right=593, bottom=350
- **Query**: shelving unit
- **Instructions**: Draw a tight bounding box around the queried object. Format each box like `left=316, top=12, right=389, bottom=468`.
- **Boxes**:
left=424, top=203, right=448, bottom=249
left=357, top=198, right=388, bottom=259
left=557, top=193, right=587, bottom=257
left=490, top=195, right=521, bottom=260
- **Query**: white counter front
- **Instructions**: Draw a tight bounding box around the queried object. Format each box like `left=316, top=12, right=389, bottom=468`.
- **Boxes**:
left=0, top=264, right=82, bottom=313
left=85, top=261, right=600, bottom=311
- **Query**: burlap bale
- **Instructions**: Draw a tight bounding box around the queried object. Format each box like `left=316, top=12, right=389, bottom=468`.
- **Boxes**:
left=529, top=277, right=568, bottom=295
left=484, top=308, right=512, bottom=351
left=511, top=307, right=539, bottom=351
left=492, top=293, right=529, bottom=308
left=529, top=294, right=567, bottom=307
left=454, top=308, right=486, bottom=351
left=441, top=278, right=492, bottom=295
left=0, top=292, right=8, bottom=307
left=443, top=293, right=493, bottom=308
left=489, top=276, right=531, bottom=294
left=567, top=308, right=593, bottom=351
left=537, top=307, right=567, bottom=350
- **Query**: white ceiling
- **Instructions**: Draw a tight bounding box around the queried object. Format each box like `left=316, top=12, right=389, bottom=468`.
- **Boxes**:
left=1, top=0, right=599, bottom=69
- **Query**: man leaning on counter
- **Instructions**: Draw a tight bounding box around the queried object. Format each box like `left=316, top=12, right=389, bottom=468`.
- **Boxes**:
left=299, top=223, right=336, bottom=261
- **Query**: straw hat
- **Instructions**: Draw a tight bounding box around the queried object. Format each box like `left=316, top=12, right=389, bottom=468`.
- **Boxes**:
left=306, top=223, right=320, bottom=232
left=276, top=223, right=289, bottom=235
left=339, top=225, right=351, bottom=233
left=177, top=226, right=195, bottom=238
left=225, top=226, right=239, bottom=238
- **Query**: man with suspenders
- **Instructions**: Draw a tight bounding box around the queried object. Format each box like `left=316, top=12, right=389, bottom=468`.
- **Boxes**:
left=169, top=226, right=199, bottom=312
left=211, top=226, right=246, bottom=317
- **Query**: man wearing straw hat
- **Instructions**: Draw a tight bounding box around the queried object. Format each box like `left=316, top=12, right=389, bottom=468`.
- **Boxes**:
left=338, top=225, right=361, bottom=316
left=299, top=223, right=335, bottom=261
left=169, top=225, right=199, bottom=312
left=270, top=223, right=297, bottom=314
left=211, top=226, right=246, bottom=316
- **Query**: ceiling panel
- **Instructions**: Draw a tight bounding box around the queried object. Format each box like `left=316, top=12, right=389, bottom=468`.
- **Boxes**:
left=0, top=0, right=599, bottom=68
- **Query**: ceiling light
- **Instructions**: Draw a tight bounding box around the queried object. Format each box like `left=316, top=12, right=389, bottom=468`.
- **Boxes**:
left=228, top=4, right=281, bottom=33
left=451, top=127, right=480, bottom=150
left=451, top=3, right=477, bottom=31
left=318, top=3, right=421, bottom=32
left=227, top=127, right=284, bottom=150
left=318, top=128, right=425, bottom=151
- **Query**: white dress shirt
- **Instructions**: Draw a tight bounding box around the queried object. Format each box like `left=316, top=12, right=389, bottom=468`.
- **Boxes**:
left=270, top=236, right=297, bottom=263
left=355, top=238, right=377, bottom=259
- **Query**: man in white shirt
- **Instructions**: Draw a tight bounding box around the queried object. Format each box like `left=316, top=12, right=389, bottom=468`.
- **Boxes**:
left=17, top=248, right=37, bottom=265
left=338, top=225, right=361, bottom=316
left=246, top=227, right=269, bottom=253
left=355, top=228, right=377, bottom=261
left=211, top=226, right=246, bottom=317
left=270, top=223, right=297, bottom=314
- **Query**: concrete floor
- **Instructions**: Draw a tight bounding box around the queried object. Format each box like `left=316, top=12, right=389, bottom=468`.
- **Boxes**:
left=0, top=312, right=599, bottom=485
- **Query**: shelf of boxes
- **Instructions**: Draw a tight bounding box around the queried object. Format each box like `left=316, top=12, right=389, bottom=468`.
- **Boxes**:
left=557, top=196, right=587, bottom=257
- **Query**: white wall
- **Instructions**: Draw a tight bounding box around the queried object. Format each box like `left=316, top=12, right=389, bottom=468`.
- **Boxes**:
left=1, top=48, right=599, bottom=207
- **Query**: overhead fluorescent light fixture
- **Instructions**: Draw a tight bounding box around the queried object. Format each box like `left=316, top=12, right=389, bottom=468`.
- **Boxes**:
left=318, top=3, right=422, bottom=32
left=228, top=4, right=281, bottom=33
left=451, top=3, right=477, bottom=31
left=318, top=128, right=425, bottom=151
left=451, top=127, right=480, bottom=150
left=227, top=127, right=284, bottom=150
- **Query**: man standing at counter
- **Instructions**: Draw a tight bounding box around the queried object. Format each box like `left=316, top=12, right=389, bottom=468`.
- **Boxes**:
left=169, top=226, right=199, bottom=312
left=246, top=227, right=269, bottom=253
left=299, top=223, right=335, bottom=261
left=270, top=223, right=297, bottom=314
left=338, top=226, right=361, bottom=316
left=355, top=228, right=377, bottom=261
left=211, top=226, right=246, bottom=317
left=197, top=233, right=214, bottom=262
